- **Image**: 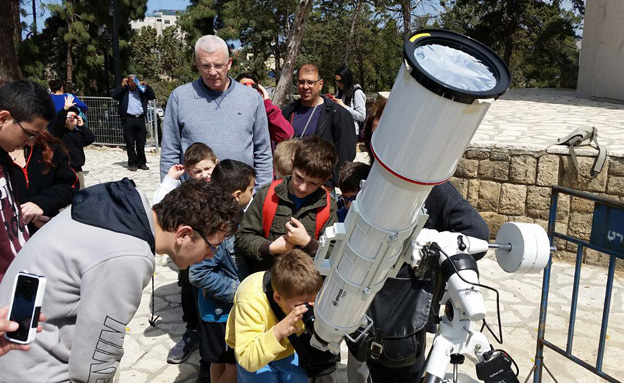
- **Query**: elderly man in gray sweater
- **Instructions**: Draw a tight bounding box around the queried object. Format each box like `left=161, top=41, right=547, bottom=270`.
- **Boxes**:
left=159, top=34, right=273, bottom=366
left=160, top=35, right=273, bottom=187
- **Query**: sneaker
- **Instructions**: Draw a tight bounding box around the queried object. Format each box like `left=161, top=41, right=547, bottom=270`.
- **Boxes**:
left=167, top=329, right=199, bottom=364
left=128, top=166, right=137, bottom=171
left=139, top=165, right=149, bottom=170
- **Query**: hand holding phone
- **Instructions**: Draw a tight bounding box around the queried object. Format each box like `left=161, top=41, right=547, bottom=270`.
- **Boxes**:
left=4, top=271, right=46, bottom=345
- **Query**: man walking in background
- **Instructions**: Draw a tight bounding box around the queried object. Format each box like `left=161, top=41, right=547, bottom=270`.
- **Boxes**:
left=111, top=74, right=156, bottom=171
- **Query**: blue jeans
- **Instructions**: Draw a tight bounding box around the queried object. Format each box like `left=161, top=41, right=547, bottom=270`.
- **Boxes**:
left=237, top=353, right=308, bottom=383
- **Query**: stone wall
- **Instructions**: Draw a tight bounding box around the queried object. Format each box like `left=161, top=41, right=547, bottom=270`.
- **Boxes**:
left=449, top=146, right=624, bottom=268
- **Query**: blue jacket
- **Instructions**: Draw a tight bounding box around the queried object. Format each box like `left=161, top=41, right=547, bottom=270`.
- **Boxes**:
left=189, top=236, right=239, bottom=322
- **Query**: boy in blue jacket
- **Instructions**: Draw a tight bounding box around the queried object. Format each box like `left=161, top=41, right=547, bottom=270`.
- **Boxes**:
left=189, top=160, right=256, bottom=383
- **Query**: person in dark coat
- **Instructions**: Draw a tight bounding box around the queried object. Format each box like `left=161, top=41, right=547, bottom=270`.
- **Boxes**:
left=51, top=96, right=94, bottom=189
left=281, top=63, right=357, bottom=188
left=111, top=74, right=156, bottom=171
left=9, top=131, right=78, bottom=234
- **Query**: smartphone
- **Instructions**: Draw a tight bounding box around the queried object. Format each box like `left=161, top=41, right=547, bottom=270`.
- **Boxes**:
left=5, top=271, right=46, bottom=344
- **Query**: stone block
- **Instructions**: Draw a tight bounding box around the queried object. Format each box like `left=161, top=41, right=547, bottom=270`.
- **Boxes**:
left=510, top=155, right=537, bottom=184
left=508, top=216, right=534, bottom=224
left=561, top=156, right=608, bottom=192
left=568, top=212, right=593, bottom=241
left=553, top=221, right=568, bottom=251
left=526, top=186, right=552, bottom=220
left=480, top=212, right=508, bottom=240
left=465, top=148, right=490, bottom=160
left=570, top=196, right=595, bottom=212
left=607, top=176, right=624, bottom=196
left=536, top=155, right=560, bottom=186
left=478, top=160, right=509, bottom=182
left=499, top=184, right=527, bottom=215
left=553, top=250, right=577, bottom=263
left=556, top=194, right=570, bottom=223
left=467, top=179, right=480, bottom=207
left=490, top=150, right=510, bottom=161
left=455, top=158, right=479, bottom=178
left=583, top=248, right=614, bottom=268
left=477, top=181, right=500, bottom=211
left=449, top=177, right=468, bottom=198
left=609, top=158, right=624, bottom=176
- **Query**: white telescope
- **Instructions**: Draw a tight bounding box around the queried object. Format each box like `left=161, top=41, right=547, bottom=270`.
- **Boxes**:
left=312, top=29, right=512, bottom=353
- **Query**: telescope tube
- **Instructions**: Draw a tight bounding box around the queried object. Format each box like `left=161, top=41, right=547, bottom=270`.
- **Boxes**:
left=313, top=29, right=511, bottom=349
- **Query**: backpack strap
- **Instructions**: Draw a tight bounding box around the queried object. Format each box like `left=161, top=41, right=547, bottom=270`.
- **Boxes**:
left=555, top=127, right=606, bottom=178
left=262, top=179, right=284, bottom=238
left=588, top=128, right=607, bottom=177
left=263, top=179, right=330, bottom=240
left=314, top=189, right=331, bottom=240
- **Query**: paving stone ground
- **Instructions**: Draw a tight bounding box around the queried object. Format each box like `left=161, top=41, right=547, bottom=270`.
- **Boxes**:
left=80, top=88, right=624, bottom=383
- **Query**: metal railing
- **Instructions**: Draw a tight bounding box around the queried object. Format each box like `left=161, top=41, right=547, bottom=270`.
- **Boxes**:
left=528, top=185, right=623, bottom=383
left=82, top=96, right=159, bottom=150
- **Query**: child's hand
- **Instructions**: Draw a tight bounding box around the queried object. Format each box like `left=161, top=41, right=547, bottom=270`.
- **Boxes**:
left=272, top=304, right=307, bottom=342
left=167, top=164, right=185, bottom=180
left=63, top=95, right=76, bottom=111
left=76, top=115, right=84, bottom=127
left=284, top=218, right=311, bottom=247
left=269, top=235, right=295, bottom=254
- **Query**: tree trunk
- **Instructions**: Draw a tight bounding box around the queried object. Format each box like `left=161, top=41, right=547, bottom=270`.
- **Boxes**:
left=65, top=3, right=75, bottom=93
left=66, top=43, right=73, bottom=93
left=272, top=0, right=313, bottom=107
left=401, top=0, right=411, bottom=40
left=32, top=0, right=37, bottom=36
left=344, top=0, right=363, bottom=65
left=0, top=0, right=22, bottom=86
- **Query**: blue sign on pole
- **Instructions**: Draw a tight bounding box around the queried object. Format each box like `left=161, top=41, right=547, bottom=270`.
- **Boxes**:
left=590, top=203, right=624, bottom=254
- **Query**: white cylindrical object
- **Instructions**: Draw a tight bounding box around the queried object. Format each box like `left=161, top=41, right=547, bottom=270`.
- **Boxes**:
left=495, top=222, right=551, bottom=273
left=447, top=271, right=486, bottom=321
left=313, top=29, right=511, bottom=348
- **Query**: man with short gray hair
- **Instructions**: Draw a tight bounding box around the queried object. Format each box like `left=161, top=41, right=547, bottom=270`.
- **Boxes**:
left=160, top=35, right=272, bottom=185
left=159, top=34, right=272, bottom=366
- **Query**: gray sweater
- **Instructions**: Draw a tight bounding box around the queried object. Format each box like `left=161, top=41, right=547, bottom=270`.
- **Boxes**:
left=160, top=78, right=273, bottom=186
left=0, top=182, right=155, bottom=383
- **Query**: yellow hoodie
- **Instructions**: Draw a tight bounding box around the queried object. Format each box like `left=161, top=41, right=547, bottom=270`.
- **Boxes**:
left=225, top=271, right=303, bottom=372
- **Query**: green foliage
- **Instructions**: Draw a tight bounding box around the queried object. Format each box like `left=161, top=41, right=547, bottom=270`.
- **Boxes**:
left=18, top=0, right=148, bottom=95
left=298, top=0, right=403, bottom=93
left=129, top=26, right=196, bottom=105
left=440, top=0, right=582, bottom=88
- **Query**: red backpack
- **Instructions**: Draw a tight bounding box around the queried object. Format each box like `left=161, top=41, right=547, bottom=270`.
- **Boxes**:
left=262, top=179, right=331, bottom=240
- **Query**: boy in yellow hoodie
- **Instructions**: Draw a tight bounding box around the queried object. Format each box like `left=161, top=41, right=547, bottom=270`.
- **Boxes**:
left=225, top=249, right=323, bottom=382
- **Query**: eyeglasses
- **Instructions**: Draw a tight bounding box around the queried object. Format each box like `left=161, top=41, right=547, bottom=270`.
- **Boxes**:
left=66, top=115, right=78, bottom=120
left=297, top=79, right=321, bottom=86
left=198, top=62, right=228, bottom=71
left=193, top=228, right=221, bottom=254
left=14, top=119, right=40, bottom=140
left=338, top=194, right=357, bottom=204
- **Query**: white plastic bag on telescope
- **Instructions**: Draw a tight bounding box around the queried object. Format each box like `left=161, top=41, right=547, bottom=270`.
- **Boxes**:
left=414, top=44, right=497, bottom=92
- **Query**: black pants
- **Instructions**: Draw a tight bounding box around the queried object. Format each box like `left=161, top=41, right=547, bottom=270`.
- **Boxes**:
left=367, top=357, right=425, bottom=383
left=179, top=268, right=199, bottom=330
left=122, top=116, right=147, bottom=167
